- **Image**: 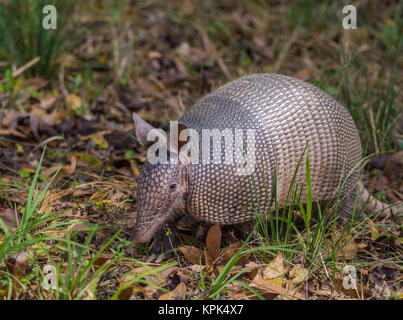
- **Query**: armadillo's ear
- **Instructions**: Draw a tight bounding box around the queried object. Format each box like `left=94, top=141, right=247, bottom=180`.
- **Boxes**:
left=132, top=113, right=156, bottom=147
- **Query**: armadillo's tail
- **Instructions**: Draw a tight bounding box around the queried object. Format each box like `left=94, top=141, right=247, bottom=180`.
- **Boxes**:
left=358, top=183, right=403, bottom=220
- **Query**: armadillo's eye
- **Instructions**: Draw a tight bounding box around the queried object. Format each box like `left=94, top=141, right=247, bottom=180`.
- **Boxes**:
left=169, top=183, right=177, bottom=191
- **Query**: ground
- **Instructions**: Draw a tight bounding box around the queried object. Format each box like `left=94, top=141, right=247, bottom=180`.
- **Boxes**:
left=0, top=0, right=402, bottom=300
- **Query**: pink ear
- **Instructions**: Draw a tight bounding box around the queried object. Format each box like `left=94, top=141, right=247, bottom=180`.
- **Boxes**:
left=132, top=113, right=156, bottom=147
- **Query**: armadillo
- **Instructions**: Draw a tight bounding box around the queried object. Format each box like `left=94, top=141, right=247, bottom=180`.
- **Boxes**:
left=131, top=73, right=399, bottom=243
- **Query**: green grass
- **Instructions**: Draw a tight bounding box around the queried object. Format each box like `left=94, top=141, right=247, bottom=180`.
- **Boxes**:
left=0, top=0, right=79, bottom=77
left=0, top=146, right=62, bottom=263
left=313, top=1, right=402, bottom=153
left=0, top=146, right=173, bottom=299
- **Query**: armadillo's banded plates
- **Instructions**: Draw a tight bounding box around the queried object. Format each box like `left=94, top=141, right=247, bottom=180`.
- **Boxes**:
left=180, top=74, right=362, bottom=224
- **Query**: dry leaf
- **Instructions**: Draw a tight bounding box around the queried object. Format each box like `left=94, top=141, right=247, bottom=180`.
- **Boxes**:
left=39, top=92, right=58, bottom=110
left=0, top=208, right=18, bottom=231
left=64, top=154, right=78, bottom=174
left=81, top=131, right=110, bottom=149
left=142, top=285, right=158, bottom=300
left=1, top=109, right=19, bottom=127
left=245, top=262, right=261, bottom=280
left=21, top=77, right=48, bottom=91
left=66, top=93, right=82, bottom=111
left=120, top=266, right=165, bottom=300
left=158, top=282, right=187, bottom=300
left=122, top=267, right=156, bottom=283
left=221, top=241, right=248, bottom=266
left=251, top=272, right=304, bottom=300
left=181, top=0, right=194, bottom=15
left=206, top=224, right=221, bottom=264
left=248, top=253, right=303, bottom=300
left=118, top=287, right=134, bottom=300
left=158, top=292, right=173, bottom=300
left=94, top=254, right=115, bottom=267
left=187, top=264, right=205, bottom=273
left=147, top=50, right=162, bottom=59
left=31, top=107, right=67, bottom=126
left=367, top=218, right=381, bottom=240
left=289, top=264, right=308, bottom=285
left=262, top=253, right=286, bottom=285
left=179, top=246, right=205, bottom=265
left=294, top=68, right=311, bottom=81
left=334, top=272, right=360, bottom=298
left=174, top=282, right=187, bottom=299
left=337, top=239, right=359, bottom=260
left=66, top=220, right=91, bottom=232
left=44, top=109, right=68, bottom=126
left=41, top=165, right=63, bottom=178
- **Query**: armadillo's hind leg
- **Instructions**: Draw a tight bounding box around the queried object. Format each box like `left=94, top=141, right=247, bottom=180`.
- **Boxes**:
left=334, top=183, right=402, bottom=225
left=333, top=184, right=364, bottom=222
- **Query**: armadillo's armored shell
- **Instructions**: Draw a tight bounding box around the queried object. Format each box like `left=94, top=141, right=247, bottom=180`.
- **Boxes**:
left=179, top=74, right=362, bottom=224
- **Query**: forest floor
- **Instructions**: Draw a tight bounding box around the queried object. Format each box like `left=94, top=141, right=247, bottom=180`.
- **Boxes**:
left=0, top=0, right=402, bottom=300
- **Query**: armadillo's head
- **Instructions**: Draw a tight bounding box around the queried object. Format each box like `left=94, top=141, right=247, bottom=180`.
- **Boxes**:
left=131, top=161, right=188, bottom=243
left=131, top=113, right=190, bottom=244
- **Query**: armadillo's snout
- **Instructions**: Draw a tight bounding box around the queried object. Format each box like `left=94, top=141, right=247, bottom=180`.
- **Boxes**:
left=131, top=228, right=154, bottom=244
left=130, top=210, right=166, bottom=244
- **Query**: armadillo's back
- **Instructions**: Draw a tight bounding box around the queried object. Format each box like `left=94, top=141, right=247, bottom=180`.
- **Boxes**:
left=180, top=74, right=362, bottom=224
